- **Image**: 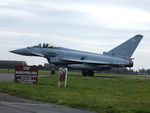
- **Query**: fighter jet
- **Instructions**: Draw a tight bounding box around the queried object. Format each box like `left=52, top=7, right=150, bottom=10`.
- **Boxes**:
left=10, top=34, right=143, bottom=76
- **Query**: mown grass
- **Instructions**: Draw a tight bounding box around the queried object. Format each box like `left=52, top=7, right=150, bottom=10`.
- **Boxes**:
left=0, top=69, right=14, bottom=74
left=0, top=72, right=150, bottom=113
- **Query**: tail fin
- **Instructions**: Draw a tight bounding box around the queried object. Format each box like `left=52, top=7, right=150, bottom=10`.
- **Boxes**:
left=103, top=34, right=143, bottom=58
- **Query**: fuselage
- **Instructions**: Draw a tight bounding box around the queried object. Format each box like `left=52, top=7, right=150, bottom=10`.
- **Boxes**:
left=45, top=47, right=130, bottom=65
left=10, top=34, right=143, bottom=76
left=11, top=46, right=132, bottom=70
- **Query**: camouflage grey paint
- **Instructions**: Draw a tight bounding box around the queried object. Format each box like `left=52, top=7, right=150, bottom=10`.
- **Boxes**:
left=10, top=34, right=143, bottom=71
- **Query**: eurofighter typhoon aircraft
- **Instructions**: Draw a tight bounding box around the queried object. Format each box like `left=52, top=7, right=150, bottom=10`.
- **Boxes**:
left=10, top=35, right=143, bottom=76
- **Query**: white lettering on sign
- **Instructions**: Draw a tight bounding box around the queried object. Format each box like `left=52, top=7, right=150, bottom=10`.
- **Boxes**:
left=15, top=66, right=38, bottom=84
left=15, top=71, right=38, bottom=75
left=23, top=67, right=30, bottom=71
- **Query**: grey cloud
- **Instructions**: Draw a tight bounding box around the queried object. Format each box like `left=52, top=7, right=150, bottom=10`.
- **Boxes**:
left=0, top=0, right=150, bottom=69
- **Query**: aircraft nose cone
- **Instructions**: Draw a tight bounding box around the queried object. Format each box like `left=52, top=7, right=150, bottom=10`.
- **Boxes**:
left=10, top=50, right=18, bottom=54
left=10, top=48, right=28, bottom=55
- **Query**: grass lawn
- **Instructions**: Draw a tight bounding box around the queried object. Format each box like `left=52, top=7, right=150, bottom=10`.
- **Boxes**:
left=0, top=72, right=150, bottom=113
left=0, top=69, right=14, bottom=74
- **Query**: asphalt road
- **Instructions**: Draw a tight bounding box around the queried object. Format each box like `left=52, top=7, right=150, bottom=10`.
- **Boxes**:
left=0, top=74, right=48, bottom=82
left=0, top=74, right=96, bottom=113
left=0, top=74, right=14, bottom=82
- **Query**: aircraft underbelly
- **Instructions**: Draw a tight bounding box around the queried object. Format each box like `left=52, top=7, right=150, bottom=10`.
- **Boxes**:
left=68, top=64, right=111, bottom=70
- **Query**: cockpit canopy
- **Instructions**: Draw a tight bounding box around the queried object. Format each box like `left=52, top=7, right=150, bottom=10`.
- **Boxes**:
left=31, top=43, right=54, bottom=48
left=38, top=43, right=54, bottom=48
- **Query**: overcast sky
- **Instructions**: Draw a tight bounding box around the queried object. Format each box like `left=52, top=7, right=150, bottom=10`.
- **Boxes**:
left=0, top=0, right=150, bottom=70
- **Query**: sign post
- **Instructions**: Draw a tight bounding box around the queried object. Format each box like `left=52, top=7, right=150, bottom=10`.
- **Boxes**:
left=58, top=68, right=68, bottom=87
left=15, top=66, right=38, bottom=84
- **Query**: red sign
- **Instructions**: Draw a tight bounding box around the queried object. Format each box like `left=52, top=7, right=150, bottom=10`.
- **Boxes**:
left=59, top=68, right=67, bottom=81
left=15, top=66, right=38, bottom=84
left=58, top=68, right=68, bottom=87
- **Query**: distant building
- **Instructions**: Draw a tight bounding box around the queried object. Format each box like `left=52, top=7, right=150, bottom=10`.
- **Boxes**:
left=0, top=60, right=27, bottom=69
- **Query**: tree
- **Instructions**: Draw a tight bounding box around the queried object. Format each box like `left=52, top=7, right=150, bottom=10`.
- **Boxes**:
left=146, top=69, right=150, bottom=75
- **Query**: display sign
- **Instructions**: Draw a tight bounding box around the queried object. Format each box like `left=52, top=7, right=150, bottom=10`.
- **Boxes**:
left=58, top=68, right=68, bottom=87
left=15, top=66, right=38, bottom=84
